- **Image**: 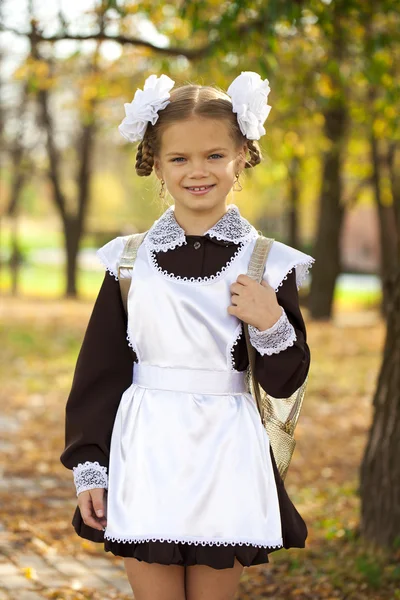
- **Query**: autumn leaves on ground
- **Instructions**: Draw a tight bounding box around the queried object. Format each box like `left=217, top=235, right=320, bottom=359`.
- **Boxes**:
left=0, top=297, right=399, bottom=600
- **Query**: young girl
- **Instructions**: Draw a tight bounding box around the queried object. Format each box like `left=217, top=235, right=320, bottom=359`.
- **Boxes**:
left=61, top=71, right=314, bottom=600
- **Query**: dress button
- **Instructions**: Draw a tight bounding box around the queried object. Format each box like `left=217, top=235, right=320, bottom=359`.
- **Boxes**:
left=193, top=241, right=201, bottom=250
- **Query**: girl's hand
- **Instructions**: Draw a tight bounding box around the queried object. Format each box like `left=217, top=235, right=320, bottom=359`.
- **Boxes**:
left=78, top=488, right=107, bottom=531
left=228, top=274, right=283, bottom=330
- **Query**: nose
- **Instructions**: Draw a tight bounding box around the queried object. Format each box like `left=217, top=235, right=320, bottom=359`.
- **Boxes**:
left=187, top=161, right=210, bottom=178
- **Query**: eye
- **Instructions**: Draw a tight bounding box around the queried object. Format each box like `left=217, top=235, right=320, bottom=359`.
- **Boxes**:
left=170, top=154, right=224, bottom=163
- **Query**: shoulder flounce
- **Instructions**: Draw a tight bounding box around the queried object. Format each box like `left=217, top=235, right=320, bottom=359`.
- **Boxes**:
left=96, top=235, right=131, bottom=280
left=263, top=240, right=315, bottom=292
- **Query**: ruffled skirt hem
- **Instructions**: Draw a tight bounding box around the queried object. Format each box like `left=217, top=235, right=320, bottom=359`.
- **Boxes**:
left=104, top=539, right=276, bottom=569
left=70, top=445, right=308, bottom=570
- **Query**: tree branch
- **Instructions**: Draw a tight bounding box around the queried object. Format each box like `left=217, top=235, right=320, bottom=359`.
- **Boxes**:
left=0, top=12, right=268, bottom=60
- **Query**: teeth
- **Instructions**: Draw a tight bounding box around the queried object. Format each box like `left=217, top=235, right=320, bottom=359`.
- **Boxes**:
left=188, top=186, right=211, bottom=191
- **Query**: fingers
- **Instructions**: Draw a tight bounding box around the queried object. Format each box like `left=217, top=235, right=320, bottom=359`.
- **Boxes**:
left=230, top=282, right=241, bottom=295
left=227, top=305, right=238, bottom=317
left=91, top=488, right=106, bottom=518
left=78, top=488, right=107, bottom=531
left=231, top=275, right=263, bottom=294
left=236, top=274, right=253, bottom=285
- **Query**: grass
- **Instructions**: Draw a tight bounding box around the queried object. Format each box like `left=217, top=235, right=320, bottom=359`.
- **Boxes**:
left=1, top=218, right=382, bottom=309
left=0, top=263, right=104, bottom=300
left=0, top=261, right=382, bottom=312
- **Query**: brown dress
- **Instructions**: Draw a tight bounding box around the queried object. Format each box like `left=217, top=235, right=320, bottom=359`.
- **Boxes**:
left=61, top=233, right=310, bottom=569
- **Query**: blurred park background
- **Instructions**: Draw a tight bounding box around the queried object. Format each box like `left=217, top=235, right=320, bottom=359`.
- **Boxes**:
left=0, top=0, right=399, bottom=599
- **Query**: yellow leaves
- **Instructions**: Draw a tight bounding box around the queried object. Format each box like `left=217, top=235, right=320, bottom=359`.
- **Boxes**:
left=13, top=57, right=55, bottom=91
left=373, top=49, right=393, bottom=69
left=372, top=118, right=388, bottom=139
left=22, top=566, right=37, bottom=580
left=122, top=3, right=142, bottom=16
left=313, top=113, right=325, bottom=127
left=166, top=18, right=191, bottom=42
left=14, top=58, right=49, bottom=81
left=13, top=64, right=28, bottom=80
left=285, top=131, right=299, bottom=146
left=81, top=85, right=98, bottom=102
left=88, top=172, right=126, bottom=231
left=284, top=131, right=306, bottom=157
left=146, top=6, right=166, bottom=27
left=317, top=74, right=335, bottom=99
left=381, top=73, right=393, bottom=89
left=384, top=105, right=396, bottom=120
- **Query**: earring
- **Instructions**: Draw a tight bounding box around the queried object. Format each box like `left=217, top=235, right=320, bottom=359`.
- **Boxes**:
left=233, top=172, right=242, bottom=192
left=159, top=179, right=166, bottom=200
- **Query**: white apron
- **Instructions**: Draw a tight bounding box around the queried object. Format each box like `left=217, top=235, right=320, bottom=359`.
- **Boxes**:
left=104, top=237, right=283, bottom=549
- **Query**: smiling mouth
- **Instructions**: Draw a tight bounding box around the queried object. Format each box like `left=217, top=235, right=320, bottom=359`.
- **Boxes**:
left=185, top=184, right=216, bottom=191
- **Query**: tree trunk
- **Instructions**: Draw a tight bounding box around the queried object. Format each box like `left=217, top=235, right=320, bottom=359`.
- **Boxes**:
left=360, top=142, right=400, bottom=547
left=63, top=217, right=80, bottom=297
left=10, top=213, right=21, bottom=296
left=359, top=267, right=400, bottom=547
left=288, top=156, right=300, bottom=249
left=370, top=129, right=398, bottom=318
left=31, top=24, right=96, bottom=299
left=62, top=119, right=95, bottom=297
left=308, top=104, right=347, bottom=319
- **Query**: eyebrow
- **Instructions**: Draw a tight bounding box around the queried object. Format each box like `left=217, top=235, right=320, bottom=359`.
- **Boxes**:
left=165, top=147, right=229, bottom=157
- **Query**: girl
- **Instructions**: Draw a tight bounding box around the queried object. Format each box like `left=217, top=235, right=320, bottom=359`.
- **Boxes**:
left=61, top=72, right=314, bottom=600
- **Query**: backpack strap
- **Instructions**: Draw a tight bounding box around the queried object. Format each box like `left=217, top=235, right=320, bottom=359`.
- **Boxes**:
left=242, top=235, right=275, bottom=417
left=118, top=231, right=148, bottom=315
left=243, top=235, right=308, bottom=455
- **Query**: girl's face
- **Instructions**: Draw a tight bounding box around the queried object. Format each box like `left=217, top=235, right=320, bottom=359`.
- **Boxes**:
left=154, top=116, right=246, bottom=214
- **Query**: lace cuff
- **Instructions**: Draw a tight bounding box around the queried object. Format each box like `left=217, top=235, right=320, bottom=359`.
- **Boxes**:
left=248, top=307, right=297, bottom=356
left=73, top=461, right=108, bottom=496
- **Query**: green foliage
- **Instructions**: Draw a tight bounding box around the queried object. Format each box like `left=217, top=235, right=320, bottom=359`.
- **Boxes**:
left=355, top=554, right=383, bottom=589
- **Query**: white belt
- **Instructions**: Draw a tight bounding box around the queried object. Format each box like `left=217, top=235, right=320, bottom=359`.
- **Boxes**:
left=132, top=364, right=248, bottom=395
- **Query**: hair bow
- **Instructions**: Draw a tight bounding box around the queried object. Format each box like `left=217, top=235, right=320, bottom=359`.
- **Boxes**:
left=226, top=71, right=271, bottom=140
left=118, top=74, right=175, bottom=143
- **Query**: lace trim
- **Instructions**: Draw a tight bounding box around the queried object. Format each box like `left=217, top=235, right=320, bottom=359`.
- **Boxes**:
left=73, top=461, right=108, bottom=496
left=206, top=205, right=258, bottom=244
left=147, top=242, right=247, bottom=286
left=275, top=258, right=315, bottom=292
left=126, top=330, right=137, bottom=354
left=104, top=531, right=283, bottom=549
left=96, top=250, right=119, bottom=280
left=227, top=323, right=243, bottom=371
left=248, top=308, right=297, bottom=356
left=145, top=203, right=258, bottom=252
left=145, top=206, right=187, bottom=253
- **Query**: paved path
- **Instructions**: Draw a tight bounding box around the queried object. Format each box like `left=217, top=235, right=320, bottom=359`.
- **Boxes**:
left=0, top=526, right=132, bottom=599
left=0, top=362, right=133, bottom=599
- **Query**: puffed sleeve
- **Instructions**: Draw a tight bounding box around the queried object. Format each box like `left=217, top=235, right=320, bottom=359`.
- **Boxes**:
left=60, top=238, right=136, bottom=495
left=232, top=241, right=314, bottom=398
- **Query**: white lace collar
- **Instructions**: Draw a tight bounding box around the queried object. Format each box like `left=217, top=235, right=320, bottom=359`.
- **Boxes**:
left=145, top=204, right=259, bottom=253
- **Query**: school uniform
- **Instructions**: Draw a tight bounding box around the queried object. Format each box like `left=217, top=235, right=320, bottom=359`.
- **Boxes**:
left=61, top=203, right=314, bottom=570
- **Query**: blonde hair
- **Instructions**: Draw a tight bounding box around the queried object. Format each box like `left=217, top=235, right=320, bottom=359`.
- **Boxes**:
left=135, top=84, right=262, bottom=177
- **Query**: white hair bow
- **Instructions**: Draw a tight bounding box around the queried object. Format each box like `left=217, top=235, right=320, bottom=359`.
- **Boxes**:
left=227, top=71, right=271, bottom=140
left=118, top=74, right=175, bottom=143
left=118, top=71, right=270, bottom=144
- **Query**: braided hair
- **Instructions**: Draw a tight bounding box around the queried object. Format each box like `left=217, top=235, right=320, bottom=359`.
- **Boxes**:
left=134, top=85, right=262, bottom=177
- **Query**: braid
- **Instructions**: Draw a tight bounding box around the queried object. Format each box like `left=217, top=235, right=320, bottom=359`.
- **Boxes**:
left=245, top=140, right=262, bottom=169
left=135, top=136, right=155, bottom=176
